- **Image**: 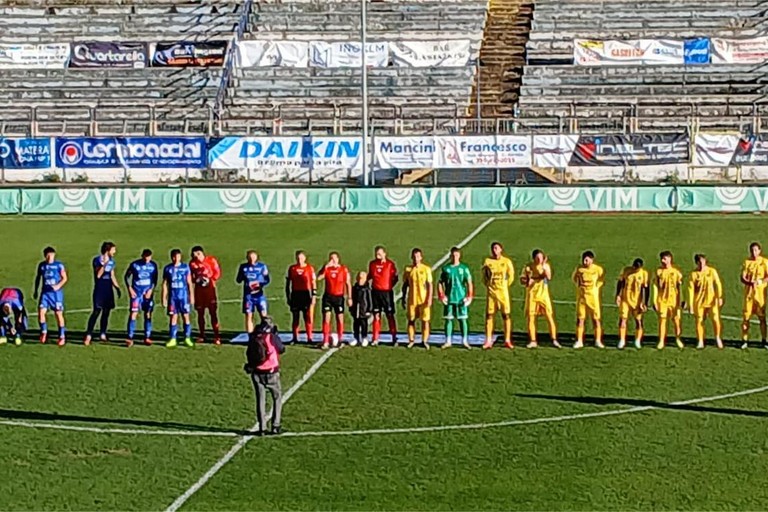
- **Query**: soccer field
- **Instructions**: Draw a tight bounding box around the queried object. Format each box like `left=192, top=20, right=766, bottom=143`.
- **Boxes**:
left=2, top=213, right=768, bottom=510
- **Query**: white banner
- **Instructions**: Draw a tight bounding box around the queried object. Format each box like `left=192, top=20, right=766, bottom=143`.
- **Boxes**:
left=390, top=40, right=471, bottom=67
left=235, top=40, right=309, bottom=68
left=694, top=134, right=740, bottom=167
left=375, top=136, right=436, bottom=170
left=435, top=135, right=532, bottom=168
left=533, top=135, right=578, bottom=169
left=309, top=41, right=389, bottom=68
left=711, top=37, right=768, bottom=64
left=574, top=39, right=684, bottom=66
left=0, top=43, right=69, bottom=69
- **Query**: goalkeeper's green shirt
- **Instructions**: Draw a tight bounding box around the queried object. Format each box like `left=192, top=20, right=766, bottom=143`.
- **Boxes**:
left=440, top=263, right=472, bottom=304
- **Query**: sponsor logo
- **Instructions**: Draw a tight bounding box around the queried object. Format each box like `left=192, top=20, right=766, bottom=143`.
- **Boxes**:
left=59, top=141, right=83, bottom=165
left=57, top=189, right=89, bottom=212
left=382, top=188, right=415, bottom=211
left=219, top=189, right=251, bottom=213
left=715, top=187, right=749, bottom=211
left=56, top=138, right=205, bottom=169
left=548, top=188, right=580, bottom=211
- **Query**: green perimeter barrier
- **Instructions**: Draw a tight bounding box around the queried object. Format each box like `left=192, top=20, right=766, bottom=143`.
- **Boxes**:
left=3, top=186, right=768, bottom=214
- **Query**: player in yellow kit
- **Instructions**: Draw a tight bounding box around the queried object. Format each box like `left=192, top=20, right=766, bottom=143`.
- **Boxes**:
left=481, top=242, right=515, bottom=349
left=571, top=250, right=605, bottom=349
left=687, top=254, right=723, bottom=350
left=653, top=251, right=684, bottom=350
left=616, top=258, right=649, bottom=349
left=521, top=249, right=560, bottom=349
left=741, top=242, right=768, bottom=349
left=401, top=248, right=433, bottom=350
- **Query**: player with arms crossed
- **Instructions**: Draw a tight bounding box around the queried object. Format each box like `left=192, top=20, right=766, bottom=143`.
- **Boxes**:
left=236, top=250, right=270, bottom=334
left=190, top=246, right=222, bottom=344
left=0, top=287, right=27, bottom=346
left=162, top=249, right=194, bottom=348
left=572, top=250, right=605, bottom=349
left=521, top=249, right=559, bottom=349
left=654, top=251, right=684, bottom=350
left=318, top=252, right=351, bottom=349
left=482, top=242, right=515, bottom=349
left=124, top=249, right=159, bottom=347
left=616, top=258, right=649, bottom=349
left=84, top=242, right=122, bottom=345
left=438, top=246, right=473, bottom=349
left=402, top=248, right=433, bottom=349
left=33, top=246, right=68, bottom=346
left=687, top=254, right=724, bottom=350
left=285, top=251, right=317, bottom=344
left=368, top=246, right=399, bottom=346
left=740, top=242, right=768, bottom=349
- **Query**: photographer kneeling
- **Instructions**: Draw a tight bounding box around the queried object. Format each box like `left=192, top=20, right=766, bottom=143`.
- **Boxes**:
left=244, top=317, right=285, bottom=435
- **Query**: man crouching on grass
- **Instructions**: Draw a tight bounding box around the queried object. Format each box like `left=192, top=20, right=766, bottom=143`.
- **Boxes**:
left=245, top=317, right=285, bottom=436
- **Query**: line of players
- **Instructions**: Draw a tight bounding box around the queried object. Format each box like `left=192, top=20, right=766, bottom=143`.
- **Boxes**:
left=2, top=240, right=767, bottom=350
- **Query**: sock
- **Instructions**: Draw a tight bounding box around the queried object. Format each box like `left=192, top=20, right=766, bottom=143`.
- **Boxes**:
left=85, top=309, right=99, bottom=336
left=576, top=322, right=584, bottom=343
left=527, top=315, right=536, bottom=343
left=211, top=309, right=220, bottom=336
left=58, top=325, right=66, bottom=338
left=99, top=309, right=110, bottom=337
left=197, top=313, right=206, bottom=339
left=422, top=324, right=430, bottom=344
left=636, top=325, right=644, bottom=343
left=322, top=320, right=330, bottom=344
left=445, top=320, right=453, bottom=344
left=360, top=318, right=369, bottom=340
left=594, top=321, right=602, bottom=344
left=184, top=323, right=192, bottom=338
left=485, top=316, right=493, bottom=343
left=0, top=326, right=6, bottom=338
left=459, top=318, right=469, bottom=342
left=40, top=321, right=47, bottom=334
left=659, top=317, right=667, bottom=345
left=127, top=318, right=136, bottom=339
left=372, top=317, right=381, bottom=341
left=305, top=315, right=313, bottom=342
left=407, top=322, right=415, bottom=343
left=547, top=314, right=558, bottom=341
left=145, top=318, right=153, bottom=339
left=713, top=315, right=722, bottom=339
left=169, top=322, right=178, bottom=340
left=619, top=323, right=627, bottom=344
left=696, top=319, right=705, bottom=343
left=386, top=313, right=397, bottom=339
left=760, top=319, right=766, bottom=341
left=742, top=321, right=750, bottom=342
left=292, top=315, right=300, bottom=340
left=337, top=318, right=344, bottom=341
left=503, top=316, right=512, bottom=343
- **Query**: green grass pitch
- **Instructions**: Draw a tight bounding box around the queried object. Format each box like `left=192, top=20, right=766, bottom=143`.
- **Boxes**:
left=2, top=213, right=768, bottom=510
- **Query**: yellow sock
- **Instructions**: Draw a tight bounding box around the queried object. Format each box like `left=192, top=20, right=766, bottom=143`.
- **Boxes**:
left=503, top=316, right=512, bottom=343
left=696, top=320, right=704, bottom=344
left=485, top=316, right=494, bottom=343
left=659, top=317, right=667, bottom=345
left=422, top=325, right=430, bottom=344
left=619, top=323, right=627, bottom=343
left=527, top=315, right=537, bottom=342
left=407, top=323, right=415, bottom=343
left=713, top=314, right=722, bottom=339
left=546, top=313, right=557, bottom=340
left=636, top=326, right=644, bottom=343
left=576, top=322, right=584, bottom=343
left=594, top=321, right=603, bottom=344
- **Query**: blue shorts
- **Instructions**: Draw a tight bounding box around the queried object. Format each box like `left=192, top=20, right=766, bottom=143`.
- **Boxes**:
left=243, top=294, right=268, bottom=315
left=167, top=297, right=191, bottom=316
left=39, top=291, right=64, bottom=312
left=130, top=293, right=155, bottom=314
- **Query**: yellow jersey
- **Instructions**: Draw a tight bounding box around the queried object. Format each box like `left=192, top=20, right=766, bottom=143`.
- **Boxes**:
left=654, top=266, right=683, bottom=306
left=482, top=256, right=514, bottom=298
left=403, top=263, right=433, bottom=306
left=742, top=256, right=768, bottom=300
left=618, top=266, right=649, bottom=308
left=688, top=266, right=722, bottom=310
left=523, top=262, right=552, bottom=303
left=572, top=263, right=604, bottom=300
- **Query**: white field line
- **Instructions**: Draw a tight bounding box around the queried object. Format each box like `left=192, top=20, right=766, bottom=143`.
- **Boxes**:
left=162, top=216, right=498, bottom=512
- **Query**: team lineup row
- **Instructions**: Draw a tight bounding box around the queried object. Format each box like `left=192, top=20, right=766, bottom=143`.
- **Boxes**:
left=2, top=240, right=768, bottom=350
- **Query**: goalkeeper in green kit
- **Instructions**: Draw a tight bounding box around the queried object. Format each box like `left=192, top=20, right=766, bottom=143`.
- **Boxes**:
left=438, top=246, right=474, bottom=349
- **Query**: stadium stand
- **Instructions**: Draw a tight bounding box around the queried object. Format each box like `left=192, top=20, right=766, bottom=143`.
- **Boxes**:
left=0, top=0, right=238, bottom=136
left=518, top=0, right=768, bottom=134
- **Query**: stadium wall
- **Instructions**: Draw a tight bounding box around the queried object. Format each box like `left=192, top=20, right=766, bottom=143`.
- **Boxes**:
left=0, top=186, right=765, bottom=214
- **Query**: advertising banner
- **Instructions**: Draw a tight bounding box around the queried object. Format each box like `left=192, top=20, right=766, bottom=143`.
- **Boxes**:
left=55, top=137, right=206, bottom=170
left=434, top=135, right=532, bottom=168
left=0, top=138, right=52, bottom=169
left=235, top=40, right=309, bottom=68
left=0, top=190, right=19, bottom=214
left=684, top=38, right=710, bottom=65
left=677, top=186, right=768, bottom=212
left=375, top=136, right=436, bottom=170
left=390, top=40, right=471, bottom=67
left=570, top=133, right=689, bottom=166
left=574, top=39, right=684, bottom=66
left=183, top=188, right=343, bottom=213
left=151, top=41, right=228, bottom=67
left=346, top=187, right=508, bottom=213
left=69, top=41, right=148, bottom=69
left=711, top=36, right=768, bottom=64
left=532, top=135, right=579, bottom=168
left=693, top=134, right=740, bottom=167
left=309, top=41, right=389, bottom=68
left=21, top=188, right=180, bottom=214
left=0, top=43, right=69, bottom=69
left=511, top=186, right=675, bottom=212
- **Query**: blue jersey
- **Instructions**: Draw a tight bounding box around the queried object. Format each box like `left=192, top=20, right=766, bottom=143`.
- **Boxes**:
left=93, top=255, right=116, bottom=292
left=37, top=260, right=66, bottom=294
left=126, top=259, right=159, bottom=294
left=163, top=263, right=191, bottom=300
left=236, top=262, right=270, bottom=296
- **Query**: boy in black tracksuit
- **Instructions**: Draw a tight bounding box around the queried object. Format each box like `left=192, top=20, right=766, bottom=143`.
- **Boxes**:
left=351, top=271, right=372, bottom=347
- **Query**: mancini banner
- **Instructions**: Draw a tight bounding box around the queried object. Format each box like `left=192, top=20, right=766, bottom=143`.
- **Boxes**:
left=374, top=135, right=532, bottom=169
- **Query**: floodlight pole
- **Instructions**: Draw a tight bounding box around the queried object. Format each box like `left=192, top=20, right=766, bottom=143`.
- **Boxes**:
left=360, top=0, right=370, bottom=187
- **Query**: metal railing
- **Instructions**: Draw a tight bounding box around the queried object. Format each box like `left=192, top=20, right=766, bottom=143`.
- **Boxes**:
left=213, top=0, right=253, bottom=120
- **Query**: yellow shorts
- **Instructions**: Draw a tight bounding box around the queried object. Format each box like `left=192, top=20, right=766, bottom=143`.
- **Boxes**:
left=619, top=301, right=644, bottom=321
left=694, top=303, right=720, bottom=322
left=576, top=297, right=601, bottom=321
left=743, top=297, right=766, bottom=320
left=486, top=295, right=511, bottom=316
left=657, top=302, right=681, bottom=320
left=527, top=299, right=553, bottom=318
left=407, top=303, right=431, bottom=323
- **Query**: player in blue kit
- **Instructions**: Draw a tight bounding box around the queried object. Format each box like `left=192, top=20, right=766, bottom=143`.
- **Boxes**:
left=33, top=246, right=68, bottom=346
left=162, top=248, right=194, bottom=348
left=0, top=287, right=27, bottom=346
left=84, top=242, right=122, bottom=346
left=124, top=249, right=159, bottom=347
left=236, top=250, right=271, bottom=334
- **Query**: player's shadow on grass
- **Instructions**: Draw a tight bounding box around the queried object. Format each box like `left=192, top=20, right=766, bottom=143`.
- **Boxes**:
left=515, top=394, right=768, bottom=419
left=0, top=408, right=246, bottom=434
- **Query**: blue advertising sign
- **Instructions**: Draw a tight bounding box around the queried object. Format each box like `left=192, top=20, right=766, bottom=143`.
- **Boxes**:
left=55, top=137, right=206, bottom=169
left=0, top=138, right=51, bottom=169
left=684, top=38, right=710, bottom=65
